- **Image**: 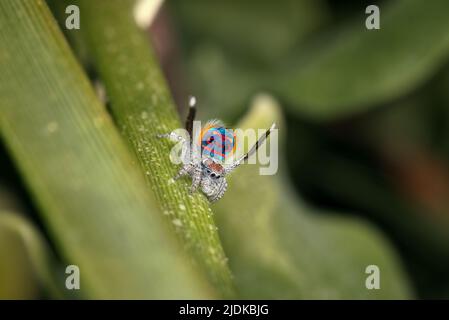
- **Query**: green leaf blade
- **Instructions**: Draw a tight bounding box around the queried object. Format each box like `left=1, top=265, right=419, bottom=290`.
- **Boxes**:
left=59, top=0, right=235, bottom=297
left=0, top=0, right=214, bottom=299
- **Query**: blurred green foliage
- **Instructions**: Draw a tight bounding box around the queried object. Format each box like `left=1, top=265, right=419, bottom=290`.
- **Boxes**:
left=168, top=0, right=449, bottom=298
left=213, top=95, right=411, bottom=298
left=1, top=0, right=448, bottom=299
left=170, top=0, right=449, bottom=121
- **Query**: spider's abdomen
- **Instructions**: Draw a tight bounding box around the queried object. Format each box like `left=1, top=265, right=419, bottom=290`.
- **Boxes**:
left=200, top=124, right=235, bottom=162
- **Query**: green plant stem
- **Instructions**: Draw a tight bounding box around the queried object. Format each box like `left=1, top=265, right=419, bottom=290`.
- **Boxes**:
left=63, top=0, right=235, bottom=297
left=0, top=0, right=214, bottom=299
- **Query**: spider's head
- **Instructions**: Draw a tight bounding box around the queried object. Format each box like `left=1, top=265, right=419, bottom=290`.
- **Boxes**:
left=202, top=158, right=224, bottom=179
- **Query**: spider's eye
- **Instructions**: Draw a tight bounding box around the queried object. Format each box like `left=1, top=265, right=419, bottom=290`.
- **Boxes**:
left=211, top=173, right=216, bottom=178
left=215, top=175, right=220, bottom=179
left=206, top=169, right=211, bottom=174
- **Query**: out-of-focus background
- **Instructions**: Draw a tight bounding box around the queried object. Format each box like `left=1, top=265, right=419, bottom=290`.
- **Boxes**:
left=151, top=0, right=449, bottom=298
left=1, top=0, right=449, bottom=299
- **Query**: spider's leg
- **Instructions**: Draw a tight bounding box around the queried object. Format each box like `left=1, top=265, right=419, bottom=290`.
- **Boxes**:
left=208, top=179, right=228, bottom=203
left=189, top=167, right=202, bottom=194
left=174, top=163, right=193, bottom=180
left=185, top=96, right=197, bottom=143
left=224, top=123, right=276, bottom=175
left=158, top=132, right=192, bottom=166
left=157, top=132, right=186, bottom=143
left=156, top=133, right=170, bottom=138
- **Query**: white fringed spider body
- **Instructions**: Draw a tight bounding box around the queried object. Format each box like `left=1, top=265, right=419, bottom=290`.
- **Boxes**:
left=158, top=97, right=274, bottom=202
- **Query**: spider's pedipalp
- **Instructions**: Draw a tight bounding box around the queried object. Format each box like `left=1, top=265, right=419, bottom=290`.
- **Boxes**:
left=224, top=123, right=276, bottom=175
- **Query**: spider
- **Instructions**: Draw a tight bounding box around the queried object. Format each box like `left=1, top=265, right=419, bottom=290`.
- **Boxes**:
left=158, top=97, right=275, bottom=202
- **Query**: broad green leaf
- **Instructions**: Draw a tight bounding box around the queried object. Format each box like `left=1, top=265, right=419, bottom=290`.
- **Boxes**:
left=214, top=94, right=413, bottom=298
left=0, top=0, right=214, bottom=299
left=0, top=211, right=58, bottom=299
left=276, top=0, right=449, bottom=120
left=56, top=0, right=235, bottom=297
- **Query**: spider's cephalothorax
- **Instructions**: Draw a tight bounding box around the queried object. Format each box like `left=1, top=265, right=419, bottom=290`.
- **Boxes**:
left=158, top=96, right=275, bottom=202
left=197, top=158, right=227, bottom=202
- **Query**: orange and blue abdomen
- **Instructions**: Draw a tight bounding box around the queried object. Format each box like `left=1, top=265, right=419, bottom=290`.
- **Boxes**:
left=201, top=126, right=235, bottom=162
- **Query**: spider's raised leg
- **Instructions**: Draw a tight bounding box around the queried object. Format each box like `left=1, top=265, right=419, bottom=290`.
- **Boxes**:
left=185, top=96, right=197, bottom=142
left=224, top=123, right=276, bottom=175
left=157, top=132, right=186, bottom=143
